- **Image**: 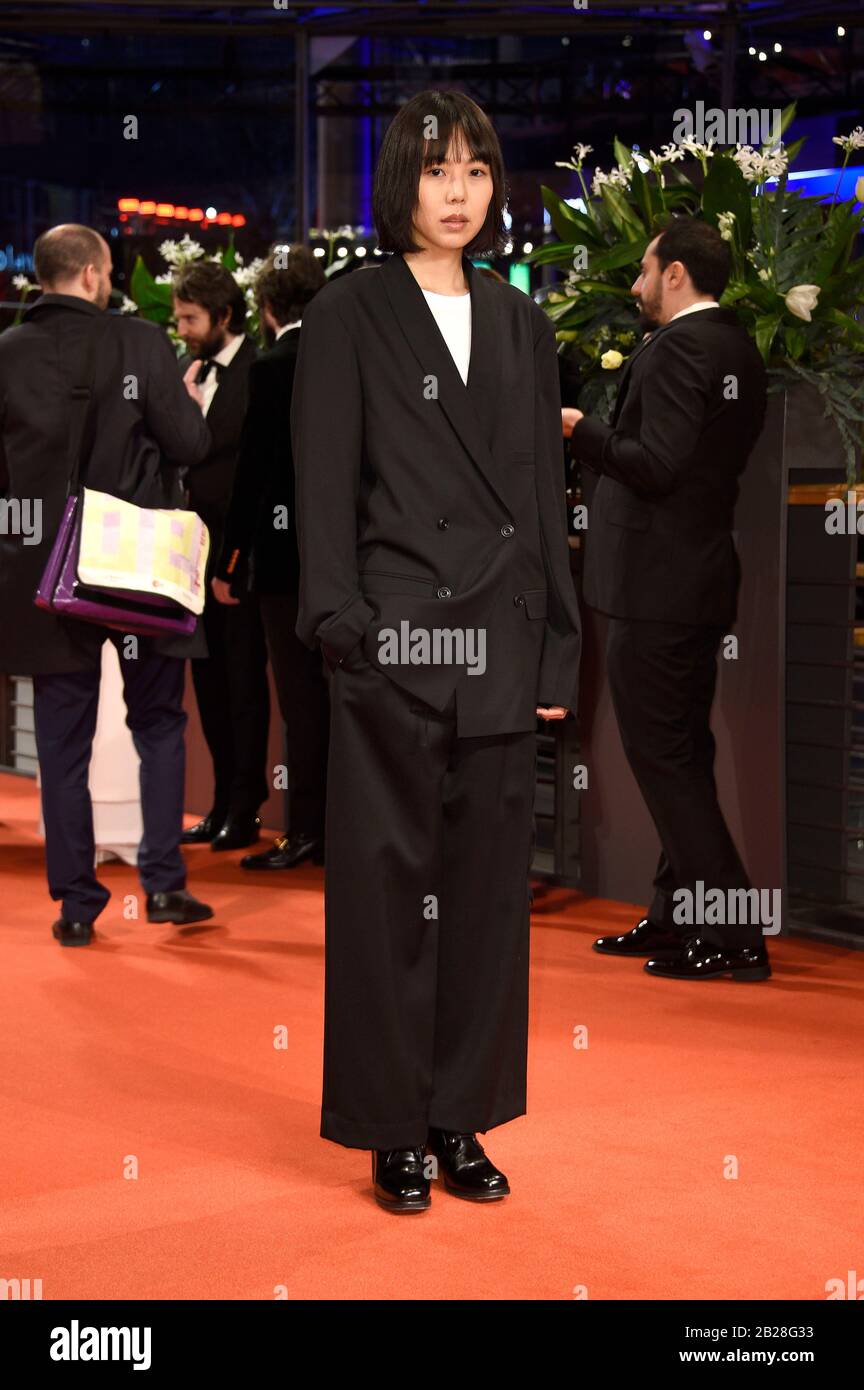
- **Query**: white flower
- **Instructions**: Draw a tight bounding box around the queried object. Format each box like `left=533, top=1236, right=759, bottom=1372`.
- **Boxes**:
left=232, top=257, right=266, bottom=289
left=159, top=235, right=206, bottom=267
left=856, top=175, right=864, bottom=205
left=659, top=142, right=686, bottom=164
left=732, top=143, right=789, bottom=183
left=832, top=127, right=864, bottom=153
left=12, top=274, right=31, bottom=291
left=758, top=268, right=771, bottom=283
left=119, top=294, right=138, bottom=314
left=678, top=137, right=716, bottom=160
left=154, top=272, right=173, bottom=285
left=717, top=210, right=737, bottom=241
left=784, top=284, right=820, bottom=322
left=600, top=349, right=624, bottom=370
left=555, top=142, right=594, bottom=172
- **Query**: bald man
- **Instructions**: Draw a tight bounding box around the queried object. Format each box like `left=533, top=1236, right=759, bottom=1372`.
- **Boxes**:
left=0, top=223, right=214, bottom=944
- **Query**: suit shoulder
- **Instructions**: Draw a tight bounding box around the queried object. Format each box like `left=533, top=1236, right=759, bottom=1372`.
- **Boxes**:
left=522, top=291, right=557, bottom=344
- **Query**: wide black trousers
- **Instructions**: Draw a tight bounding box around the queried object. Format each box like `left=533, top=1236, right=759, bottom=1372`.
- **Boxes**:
left=321, top=650, right=538, bottom=1150
left=259, top=591, right=329, bottom=839
left=606, top=617, right=758, bottom=950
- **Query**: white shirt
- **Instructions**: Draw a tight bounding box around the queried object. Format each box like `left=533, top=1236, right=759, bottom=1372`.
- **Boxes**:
left=199, top=331, right=246, bottom=417
left=668, top=299, right=718, bottom=323
left=422, top=289, right=472, bottom=385
left=276, top=321, right=300, bottom=339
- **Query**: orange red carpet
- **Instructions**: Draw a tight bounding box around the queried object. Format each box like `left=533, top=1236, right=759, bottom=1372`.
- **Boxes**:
left=1, top=771, right=858, bottom=1300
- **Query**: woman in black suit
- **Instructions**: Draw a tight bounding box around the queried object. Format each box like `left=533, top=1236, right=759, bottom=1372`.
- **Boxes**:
left=292, top=90, right=581, bottom=1212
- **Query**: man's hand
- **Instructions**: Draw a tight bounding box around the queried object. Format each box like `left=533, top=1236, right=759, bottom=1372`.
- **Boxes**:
left=183, top=359, right=204, bottom=408
left=536, top=705, right=569, bottom=721
left=561, top=408, right=584, bottom=437
left=212, top=577, right=240, bottom=606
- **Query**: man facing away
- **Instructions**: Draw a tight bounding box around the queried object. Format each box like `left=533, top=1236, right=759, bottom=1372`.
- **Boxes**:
left=567, top=216, right=770, bottom=981
left=0, top=223, right=214, bottom=945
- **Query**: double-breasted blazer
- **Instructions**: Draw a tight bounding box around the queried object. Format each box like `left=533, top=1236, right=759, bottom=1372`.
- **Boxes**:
left=291, top=250, right=582, bottom=738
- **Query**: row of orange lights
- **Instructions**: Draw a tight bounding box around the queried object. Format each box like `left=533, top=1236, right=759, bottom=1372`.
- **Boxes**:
left=117, top=197, right=246, bottom=227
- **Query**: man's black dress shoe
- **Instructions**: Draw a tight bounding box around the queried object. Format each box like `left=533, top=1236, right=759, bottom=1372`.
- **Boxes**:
left=240, top=832, right=324, bottom=870
left=52, top=919, right=94, bottom=947
left=210, top=812, right=261, bottom=852
left=645, top=935, right=772, bottom=981
left=180, top=811, right=224, bottom=845
left=426, top=1127, right=510, bottom=1201
left=146, top=890, right=214, bottom=925
left=593, top=916, right=683, bottom=957
left=371, top=1147, right=431, bottom=1212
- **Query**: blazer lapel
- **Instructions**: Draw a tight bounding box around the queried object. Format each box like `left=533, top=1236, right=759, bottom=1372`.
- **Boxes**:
left=380, top=252, right=510, bottom=510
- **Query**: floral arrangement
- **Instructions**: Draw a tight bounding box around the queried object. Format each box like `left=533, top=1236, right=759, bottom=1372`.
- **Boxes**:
left=127, top=234, right=266, bottom=343
left=532, top=104, right=864, bottom=478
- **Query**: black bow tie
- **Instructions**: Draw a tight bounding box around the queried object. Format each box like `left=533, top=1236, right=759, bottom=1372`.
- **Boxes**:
left=197, top=358, right=224, bottom=384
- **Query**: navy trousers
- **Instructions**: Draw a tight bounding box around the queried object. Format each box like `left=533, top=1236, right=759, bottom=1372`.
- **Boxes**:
left=32, top=635, right=188, bottom=924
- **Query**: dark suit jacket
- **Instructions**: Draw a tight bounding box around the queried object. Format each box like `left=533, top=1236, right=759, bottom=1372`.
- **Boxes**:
left=0, top=294, right=211, bottom=674
left=178, top=334, right=258, bottom=565
left=215, top=327, right=300, bottom=595
left=570, top=305, right=767, bottom=626
left=291, top=250, right=582, bottom=737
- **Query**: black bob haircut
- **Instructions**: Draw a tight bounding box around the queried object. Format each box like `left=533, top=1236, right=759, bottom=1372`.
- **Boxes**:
left=373, top=90, right=509, bottom=258
left=653, top=216, right=732, bottom=299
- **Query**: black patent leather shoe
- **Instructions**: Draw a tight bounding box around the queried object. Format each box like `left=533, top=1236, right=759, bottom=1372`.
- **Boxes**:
left=240, top=832, right=324, bottom=870
left=645, top=935, right=772, bottom=981
left=593, top=916, right=683, bottom=957
left=146, top=890, right=214, bottom=925
left=180, top=811, right=224, bottom=845
left=371, top=1147, right=431, bottom=1212
left=52, top=918, right=94, bottom=947
left=210, top=812, right=261, bottom=852
left=426, top=1127, right=510, bottom=1201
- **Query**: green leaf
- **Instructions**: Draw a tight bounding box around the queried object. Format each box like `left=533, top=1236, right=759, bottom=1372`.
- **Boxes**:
left=754, top=312, right=782, bottom=362
left=599, top=183, right=644, bottom=235
left=783, top=325, right=807, bottom=360
left=129, top=255, right=173, bottom=324
left=539, top=185, right=602, bottom=246
left=221, top=234, right=237, bottom=271
left=612, top=137, right=633, bottom=173
left=588, top=234, right=651, bottom=274
left=701, top=153, right=752, bottom=246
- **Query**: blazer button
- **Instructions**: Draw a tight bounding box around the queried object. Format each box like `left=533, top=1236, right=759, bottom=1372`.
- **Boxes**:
left=500, top=522, right=515, bottom=538
left=513, top=594, right=525, bottom=607
left=437, top=517, right=449, bottom=530
left=437, top=585, right=452, bottom=599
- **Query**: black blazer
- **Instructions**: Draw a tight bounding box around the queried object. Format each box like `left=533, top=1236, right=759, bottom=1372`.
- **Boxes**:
left=179, top=334, right=258, bottom=562
left=571, top=305, right=767, bottom=626
left=291, top=251, right=582, bottom=737
left=0, top=294, right=211, bottom=675
left=215, top=327, right=301, bottom=595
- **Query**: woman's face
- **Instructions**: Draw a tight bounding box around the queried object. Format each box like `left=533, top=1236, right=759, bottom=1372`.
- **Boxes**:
left=411, top=130, right=493, bottom=253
